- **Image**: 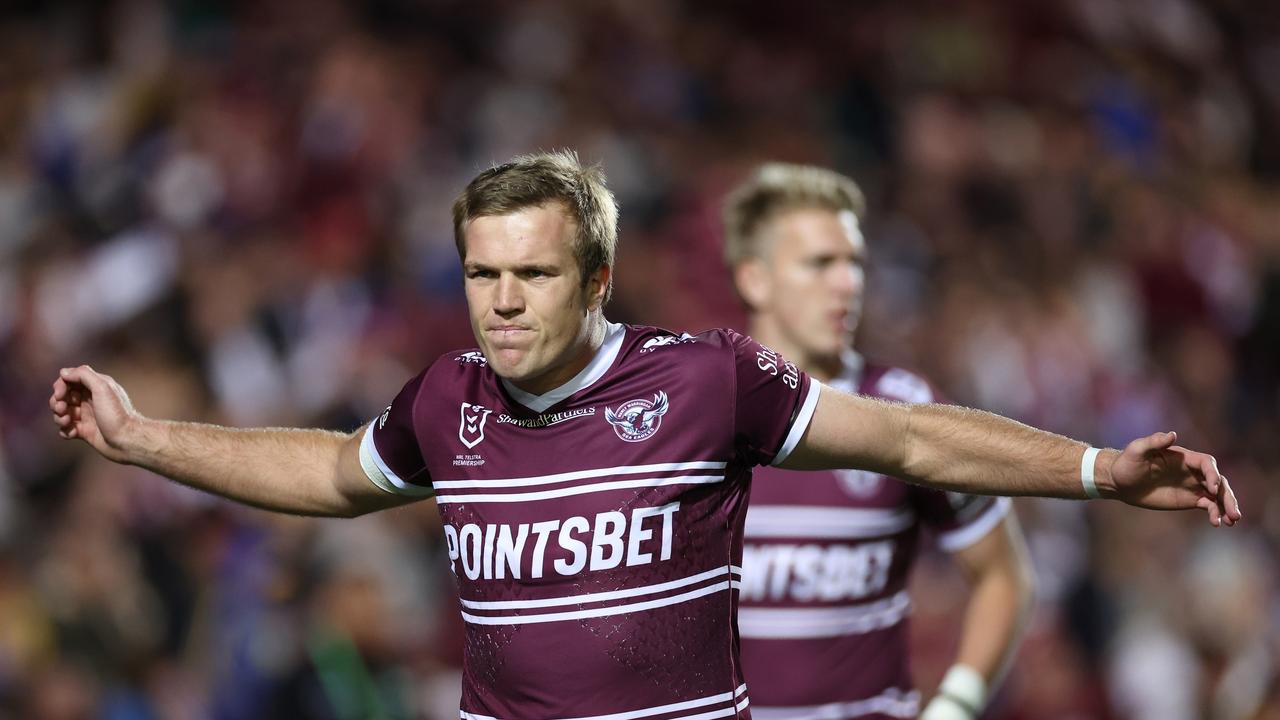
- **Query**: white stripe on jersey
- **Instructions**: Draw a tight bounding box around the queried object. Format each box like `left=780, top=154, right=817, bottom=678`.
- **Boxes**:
left=433, top=461, right=727, bottom=490
left=462, top=578, right=742, bottom=626
left=772, top=379, right=823, bottom=467
left=744, top=506, right=916, bottom=539
left=737, top=590, right=911, bottom=639
left=935, top=496, right=1012, bottom=552
left=460, top=565, right=742, bottom=610
left=750, top=688, right=920, bottom=720
left=435, top=474, right=725, bottom=504
left=359, top=423, right=434, bottom=497
left=460, top=684, right=749, bottom=720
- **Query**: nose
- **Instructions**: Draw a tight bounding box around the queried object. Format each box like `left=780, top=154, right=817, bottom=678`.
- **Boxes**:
left=829, top=261, right=864, bottom=299
left=493, top=273, right=524, bottom=317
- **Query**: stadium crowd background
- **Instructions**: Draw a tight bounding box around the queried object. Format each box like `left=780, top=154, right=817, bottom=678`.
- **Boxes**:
left=1, top=0, right=1278, bottom=718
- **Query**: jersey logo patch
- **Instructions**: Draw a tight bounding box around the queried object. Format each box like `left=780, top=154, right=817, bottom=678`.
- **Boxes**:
left=459, top=402, right=493, bottom=449
left=837, top=468, right=883, bottom=498
left=455, top=351, right=488, bottom=366
left=604, top=391, right=670, bottom=442
left=640, top=334, right=694, bottom=353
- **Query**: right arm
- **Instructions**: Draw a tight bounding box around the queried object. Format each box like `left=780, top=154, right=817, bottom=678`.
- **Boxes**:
left=50, top=365, right=415, bottom=518
left=782, top=384, right=1239, bottom=525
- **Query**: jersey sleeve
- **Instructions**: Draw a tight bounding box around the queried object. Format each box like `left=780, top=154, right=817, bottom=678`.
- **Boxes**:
left=359, top=370, right=434, bottom=497
left=725, top=330, right=820, bottom=467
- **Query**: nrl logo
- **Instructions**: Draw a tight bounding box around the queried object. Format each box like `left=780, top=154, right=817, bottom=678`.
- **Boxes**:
left=604, top=391, right=670, bottom=442
left=459, top=402, right=493, bottom=449
left=455, top=351, right=488, bottom=366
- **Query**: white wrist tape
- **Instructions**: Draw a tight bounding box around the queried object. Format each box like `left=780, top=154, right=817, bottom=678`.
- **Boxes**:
left=1080, top=446, right=1102, bottom=499
left=930, top=664, right=986, bottom=718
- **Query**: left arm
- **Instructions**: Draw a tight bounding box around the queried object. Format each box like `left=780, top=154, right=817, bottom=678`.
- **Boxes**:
left=781, top=384, right=1240, bottom=526
left=921, top=515, right=1035, bottom=720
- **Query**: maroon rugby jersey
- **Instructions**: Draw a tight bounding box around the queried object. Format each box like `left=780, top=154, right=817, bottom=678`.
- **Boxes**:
left=739, top=353, right=1010, bottom=720
left=359, top=323, right=820, bottom=720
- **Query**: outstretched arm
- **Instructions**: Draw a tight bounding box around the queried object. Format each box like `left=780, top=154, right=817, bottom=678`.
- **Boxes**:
left=49, top=365, right=413, bottom=518
left=921, top=515, right=1035, bottom=720
left=783, top=385, right=1240, bottom=526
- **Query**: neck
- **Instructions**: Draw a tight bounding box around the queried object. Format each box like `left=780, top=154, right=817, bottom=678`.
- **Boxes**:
left=510, top=313, right=608, bottom=395
left=748, top=314, right=844, bottom=383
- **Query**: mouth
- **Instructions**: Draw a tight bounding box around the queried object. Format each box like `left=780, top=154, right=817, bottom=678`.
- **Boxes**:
left=485, top=326, right=535, bottom=347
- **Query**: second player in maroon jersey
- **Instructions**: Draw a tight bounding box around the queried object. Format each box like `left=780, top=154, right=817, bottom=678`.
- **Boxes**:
left=723, top=164, right=1035, bottom=720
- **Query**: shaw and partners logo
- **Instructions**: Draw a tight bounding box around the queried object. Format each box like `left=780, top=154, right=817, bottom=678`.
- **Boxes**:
left=604, top=391, right=670, bottom=442
left=497, top=407, right=596, bottom=429
left=459, top=402, right=493, bottom=449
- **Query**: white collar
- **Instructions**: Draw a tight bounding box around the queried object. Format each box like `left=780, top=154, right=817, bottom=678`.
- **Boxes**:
left=828, top=348, right=865, bottom=393
left=500, top=321, right=625, bottom=412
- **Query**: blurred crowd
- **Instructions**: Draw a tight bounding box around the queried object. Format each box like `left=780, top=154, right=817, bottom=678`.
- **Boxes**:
left=1, top=0, right=1278, bottom=718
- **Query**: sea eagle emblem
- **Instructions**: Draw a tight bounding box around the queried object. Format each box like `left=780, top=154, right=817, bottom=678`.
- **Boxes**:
left=604, top=391, right=670, bottom=442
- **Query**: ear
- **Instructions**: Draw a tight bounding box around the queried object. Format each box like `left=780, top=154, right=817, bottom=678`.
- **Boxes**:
left=585, top=264, right=612, bottom=311
left=733, top=258, right=771, bottom=311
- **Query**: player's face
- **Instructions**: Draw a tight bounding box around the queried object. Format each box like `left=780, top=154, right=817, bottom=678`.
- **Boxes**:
left=462, top=203, right=608, bottom=393
left=746, top=207, right=866, bottom=361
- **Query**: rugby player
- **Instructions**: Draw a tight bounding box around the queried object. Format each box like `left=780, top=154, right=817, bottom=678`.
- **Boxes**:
left=50, top=150, right=1239, bottom=720
left=724, top=163, right=1033, bottom=720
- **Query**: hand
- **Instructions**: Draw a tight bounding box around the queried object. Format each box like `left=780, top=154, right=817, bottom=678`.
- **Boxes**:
left=1106, top=431, right=1240, bottom=527
left=49, top=365, right=144, bottom=464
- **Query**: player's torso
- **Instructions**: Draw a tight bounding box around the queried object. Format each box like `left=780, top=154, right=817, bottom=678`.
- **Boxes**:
left=419, top=327, right=754, bottom=720
left=739, top=362, right=933, bottom=718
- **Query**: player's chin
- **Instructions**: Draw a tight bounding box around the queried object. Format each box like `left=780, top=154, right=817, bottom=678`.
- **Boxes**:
left=487, top=349, right=533, bottom=380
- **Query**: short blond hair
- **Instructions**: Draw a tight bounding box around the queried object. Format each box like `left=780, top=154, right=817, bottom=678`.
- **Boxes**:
left=722, top=162, right=866, bottom=266
left=453, top=149, right=619, bottom=303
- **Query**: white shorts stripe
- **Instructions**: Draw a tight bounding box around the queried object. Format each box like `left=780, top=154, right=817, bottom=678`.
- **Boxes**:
left=460, top=566, right=743, bottom=610
left=462, top=580, right=741, bottom=626
left=744, top=506, right=916, bottom=539
left=738, top=591, right=911, bottom=639
left=460, top=685, right=749, bottom=720
left=435, top=474, right=725, bottom=505
left=750, top=688, right=920, bottom=720
left=434, top=461, right=727, bottom=490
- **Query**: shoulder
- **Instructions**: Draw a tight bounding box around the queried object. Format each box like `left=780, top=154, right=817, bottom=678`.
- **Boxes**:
left=417, top=347, right=496, bottom=392
left=860, top=362, right=937, bottom=404
left=616, top=324, right=739, bottom=361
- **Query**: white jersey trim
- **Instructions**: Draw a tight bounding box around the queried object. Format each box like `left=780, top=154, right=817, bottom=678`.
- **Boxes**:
left=433, top=461, right=726, bottom=490
left=461, top=565, right=742, bottom=610
left=772, top=379, right=823, bottom=467
left=737, top=590, right=911, bottom=638
left=435, top=473, right=724, bottom=505
left=750, top=688, right=920, bottom=720
left=460, top=685, right=748, bottom=720
left=744, top=506, right=916, bottom=539
left=359, top=423, right=433, bottom=497
left=462, top=579, right=741, bottom=626
left=501, top=321, right=626, bottom=413
left=935, top=496, right=1012, bottom=552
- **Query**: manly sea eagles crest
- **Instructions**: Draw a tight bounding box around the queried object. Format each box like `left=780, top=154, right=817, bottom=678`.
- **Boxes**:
left=604, top=391, right=670, bottom=442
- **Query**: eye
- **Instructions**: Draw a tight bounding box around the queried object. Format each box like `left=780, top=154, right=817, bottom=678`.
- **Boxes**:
left=467, top=268, right=498, bottom=280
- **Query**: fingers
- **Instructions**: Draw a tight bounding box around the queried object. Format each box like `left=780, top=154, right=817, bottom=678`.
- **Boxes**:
left=1220, top=476, right=1241, bottom=525
left=1179, top=448, right=1222, bottom=497
left=1196, top=496, right=1222, bottom=527
left=1130, top=430, right=1177, bottom=455
left=59, top=365, right=104, bottom=394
